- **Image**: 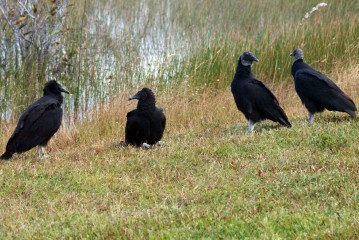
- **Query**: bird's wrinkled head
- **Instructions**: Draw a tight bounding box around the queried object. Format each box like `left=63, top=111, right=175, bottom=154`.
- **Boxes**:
left=44, top=80, right=69, bottom=95
left=129, top=88, right=155, bottom=101
left=290, top=48, right=304, bottom=61
left=240, top=51, right=259, bottom=66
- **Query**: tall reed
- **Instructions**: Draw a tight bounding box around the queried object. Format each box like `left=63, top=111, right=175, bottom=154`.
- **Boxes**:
left=0, top=0, right=358, bottom=124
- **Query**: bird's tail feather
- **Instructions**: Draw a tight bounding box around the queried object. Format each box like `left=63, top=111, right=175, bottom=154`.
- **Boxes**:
left=275, top=106, right=292, bottom=128
left=346, top=110, right=356, bottom=118
left=279, top=117, right=292, bottom=128
left=0, top=152, right=12, bottom=160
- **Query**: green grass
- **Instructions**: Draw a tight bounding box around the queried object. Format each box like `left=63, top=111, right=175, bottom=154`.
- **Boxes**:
left=1, top=0, right=358, bottom=119
left=0, top=115, right=358, bottom=239
left=0, top=0, right=358, bottom=238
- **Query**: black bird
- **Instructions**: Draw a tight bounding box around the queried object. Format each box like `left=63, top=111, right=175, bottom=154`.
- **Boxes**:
left=231, top=51, right=291, bottom=132
left=290, top=48, right=357, bottom=123
left=0, top=80, right=69, bottom=160
left=125, top=88, right=166, bottom=148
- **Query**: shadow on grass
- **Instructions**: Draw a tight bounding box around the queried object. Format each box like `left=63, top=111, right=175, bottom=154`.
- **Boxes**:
left=315, top=114, right=356, bottom=123
left=224, top=121, right=289, bottom=135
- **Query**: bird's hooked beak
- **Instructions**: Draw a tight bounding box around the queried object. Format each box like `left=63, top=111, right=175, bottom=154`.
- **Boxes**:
left=246, top=52, right=259, bottom=62
left=61, top=87, right=70, bottom=94
left=290, top=51, right=295, bottom=57
left=240, top=52, right=259, bottom=67
left=128, top=92, right=140, bottom=101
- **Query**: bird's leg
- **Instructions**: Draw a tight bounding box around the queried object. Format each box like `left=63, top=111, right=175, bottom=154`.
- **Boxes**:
left=37, top=146, right=49, bottom=159
left=248, top=120, right=255, bottom=133
left=142, top=143, right=151, bottom=150
left=37, top=146, right=43, bottom=159
left=308, top=112, right=315, bottom=124
left=42, top=148, right=49, bottom=158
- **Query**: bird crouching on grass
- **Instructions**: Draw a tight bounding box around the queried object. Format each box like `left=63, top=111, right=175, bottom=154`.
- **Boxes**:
left=125, top=88, right=166, bottom=149
left=0, top=80, right=69, bottom=160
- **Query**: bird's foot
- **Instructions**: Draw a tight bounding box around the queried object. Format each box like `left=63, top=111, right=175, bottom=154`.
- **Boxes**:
left=142, top=143, right=152, bottom=150
left=156, top=141, right=166, bottom=147
left=308, top=113, right=315, bottom=124
left=248, top=121, right=255, bottom=133
left=37, top=153, right=49, bottom=160
left=37, top=146, right=49, bottom=160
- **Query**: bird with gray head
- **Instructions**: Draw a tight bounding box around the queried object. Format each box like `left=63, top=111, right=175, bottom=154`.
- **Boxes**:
left=231, top=51, right=291, bottom=132
left=125, top=88, right=166, bottom=149
left=0, top=80, right=69, bottom=160
left=290, top=48, right=357, bottom=123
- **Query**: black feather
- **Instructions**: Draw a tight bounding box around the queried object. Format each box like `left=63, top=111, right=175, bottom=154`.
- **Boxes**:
left=125, top=88, right=166, bottom=146
left=291, top=49, right=357, bottom=118
left=231, top=52, right=291, bottom=130
left=1, top=80, right=69, bottom=160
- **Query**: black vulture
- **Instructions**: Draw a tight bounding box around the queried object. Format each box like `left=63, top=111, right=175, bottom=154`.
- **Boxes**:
left=231, top=51, right=291, bottom=132
left=290, top=48, right=357, bottom=123
left=0, top=80, right=69, bottom=160
left=125, top=88, right=166, bottom=149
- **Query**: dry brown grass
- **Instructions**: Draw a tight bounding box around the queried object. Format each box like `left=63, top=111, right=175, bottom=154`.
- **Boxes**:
left=0, top=65, right=358, bottom=239
left=1, top=64, right=358, bottom=159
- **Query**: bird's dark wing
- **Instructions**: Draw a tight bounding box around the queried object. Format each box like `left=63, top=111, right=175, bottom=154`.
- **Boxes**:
left=6, top=97, right=62, bottom=152
left=295, top=67, right=344, bottom=93
left=249, top=79, right=279, bottom=102
left=157, top=107, right=166, bottom=130
left=246, top=79, right=291, bottom=126
left=125, top=110, right=150, bottom=145
left=232, top=79, right=278, bottom=115
left=295, top=69, right=356, bottom=114
left=243, top=79, right=281, bottom=113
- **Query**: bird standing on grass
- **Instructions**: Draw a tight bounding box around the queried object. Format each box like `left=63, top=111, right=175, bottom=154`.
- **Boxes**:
left=125, top=88, right=166, bottom=149
left=0, top=80, right=69, bottom=160
left=231, top=51, right=291, bottom=132
left=290, top=48, right=357, bottom=123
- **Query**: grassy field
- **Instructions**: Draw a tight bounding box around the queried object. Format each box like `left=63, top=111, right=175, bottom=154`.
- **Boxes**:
left=0, top=65, right=358, bottom=238
left=1, top=0, right=358, bottom=118
left=1, top=0, right=359, bottom=239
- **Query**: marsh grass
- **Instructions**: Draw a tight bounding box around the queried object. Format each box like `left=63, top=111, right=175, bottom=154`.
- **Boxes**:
left=0, top=0, right=359, bottom=238
left=1, top=0, right=358, bottom=122
left=0, top=111, right=358, bottom=239
left=0, top=64, right=358, bottom=239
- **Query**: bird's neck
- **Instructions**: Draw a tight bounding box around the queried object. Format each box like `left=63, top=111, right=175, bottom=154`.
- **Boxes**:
left=235, top=63, right=253, bottom=79
left=291, top=59, right=304, bottom=76
left=293, top=58, right=303, bottom=64
left=44, top=92, right=64, bottom=104
left=137, top=100, right=156, bottom=112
